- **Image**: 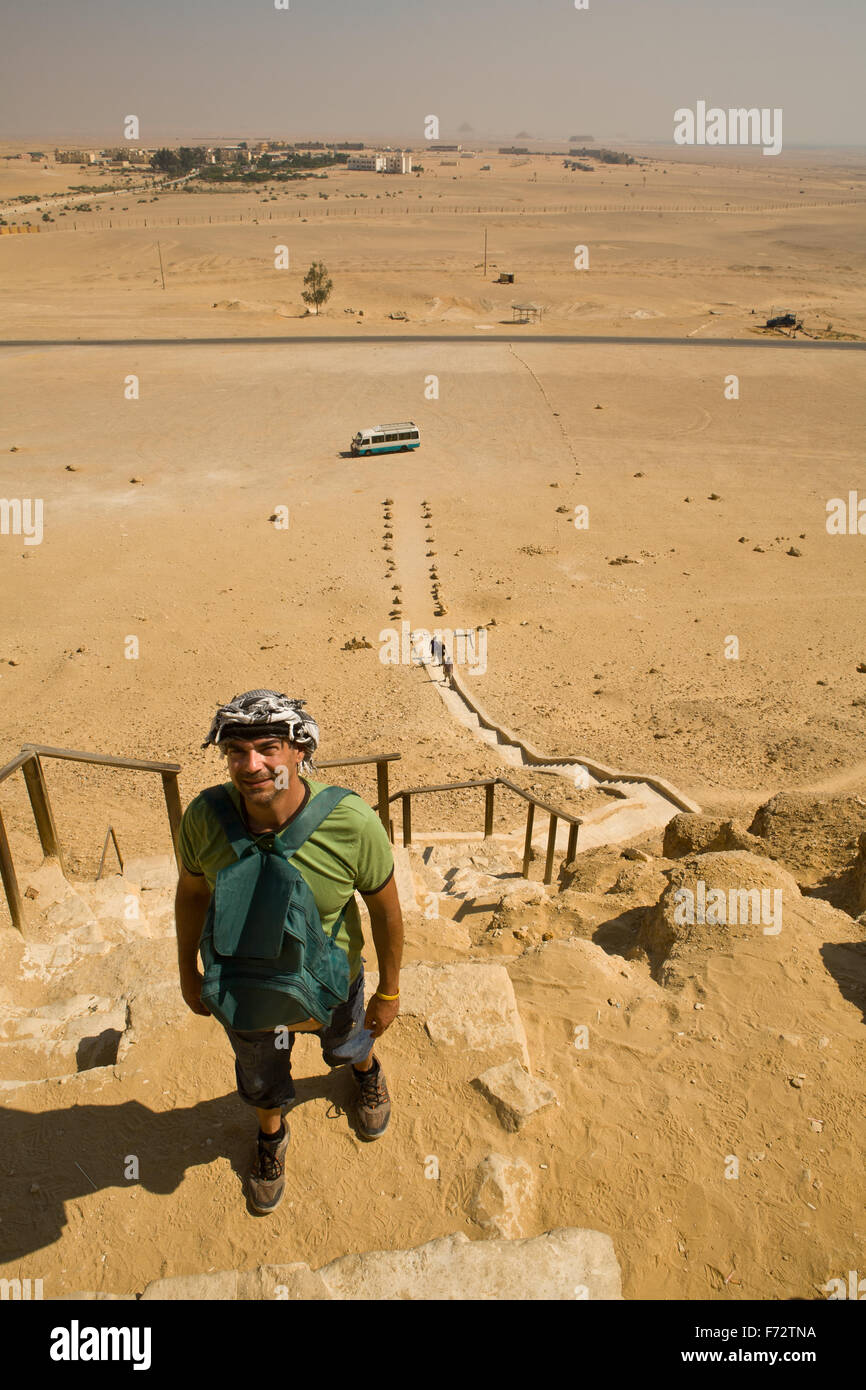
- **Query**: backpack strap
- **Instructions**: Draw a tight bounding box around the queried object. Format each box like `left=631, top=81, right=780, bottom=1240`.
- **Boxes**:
left=200, top=785, right=256, bottom=860
left=200, top=783, right=355, bottom=861
left=279, top=785, right=353, bottom=856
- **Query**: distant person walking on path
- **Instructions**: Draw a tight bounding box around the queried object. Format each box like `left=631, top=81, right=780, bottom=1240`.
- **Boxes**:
left=429, top=634, right=444, bottom=670
left=174, top=689, right=403, bottom=1214
left=442, top=641, right=454, bottom=687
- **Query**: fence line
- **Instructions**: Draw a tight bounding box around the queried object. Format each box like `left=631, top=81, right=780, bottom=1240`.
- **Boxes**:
left=8, top=197, right=864, bottom=235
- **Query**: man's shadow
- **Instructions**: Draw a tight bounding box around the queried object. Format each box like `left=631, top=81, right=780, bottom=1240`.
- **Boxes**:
left=0, top=1066, right=363, bottom=1263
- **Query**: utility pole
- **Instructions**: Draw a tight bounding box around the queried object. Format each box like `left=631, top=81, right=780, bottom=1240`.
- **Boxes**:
left=156, top=240, right=166, bottom=290
left=483, top=225, right=487, bottom=278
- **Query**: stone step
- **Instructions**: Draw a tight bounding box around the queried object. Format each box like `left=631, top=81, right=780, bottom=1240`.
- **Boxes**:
left=0, top=995, right=127, bottom=1081
left=95, top=1228, right=623, bottom=1301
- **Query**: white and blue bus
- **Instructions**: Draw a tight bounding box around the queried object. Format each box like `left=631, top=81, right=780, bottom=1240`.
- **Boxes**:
left=351, top=423, right=421, bottom=456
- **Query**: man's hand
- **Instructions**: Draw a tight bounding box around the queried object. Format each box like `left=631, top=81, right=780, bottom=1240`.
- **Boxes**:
left=180, top=966, right=211, bottom=1017
left=364, top=991, right=399, bottom=1038
left=359, top=874, right=404, bottom=1040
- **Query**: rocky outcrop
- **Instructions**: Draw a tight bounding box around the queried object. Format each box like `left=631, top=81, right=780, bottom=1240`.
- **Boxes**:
left=637, top=851, right=802, bottom=986
left=747, top=793, right=866, bottom=883
left=663, top=814, right=763, bottom=859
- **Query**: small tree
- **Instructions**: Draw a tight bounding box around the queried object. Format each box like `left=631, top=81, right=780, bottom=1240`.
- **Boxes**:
left=301, top=260, right=333, bottom=316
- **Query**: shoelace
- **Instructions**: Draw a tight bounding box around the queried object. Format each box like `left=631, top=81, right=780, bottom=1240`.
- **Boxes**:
left=256, top=1136, right=284, bottom=1181
left=358, top=1068, right=389, bottom=1106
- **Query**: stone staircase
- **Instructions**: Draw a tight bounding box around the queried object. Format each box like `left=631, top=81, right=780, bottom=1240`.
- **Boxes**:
left=432, top=666, right=696, bottom=850
left=0, top=840, right=626, bottom=1299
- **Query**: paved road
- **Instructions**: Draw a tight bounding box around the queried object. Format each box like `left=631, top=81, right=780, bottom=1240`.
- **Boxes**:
left=1, top=333, right=862, bottom=350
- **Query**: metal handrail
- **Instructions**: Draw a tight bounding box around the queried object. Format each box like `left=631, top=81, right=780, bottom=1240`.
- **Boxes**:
left=315, top=751, right=399, bottom=833
left=0, top=744, right=184, bottom=932
left=0, top=745, right=402, bottom=932
left=389, top=774, right=581, bottom=883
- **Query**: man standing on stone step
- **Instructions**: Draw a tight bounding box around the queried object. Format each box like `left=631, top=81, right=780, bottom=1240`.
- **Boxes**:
left=174, top=689, right=403, bottom=1214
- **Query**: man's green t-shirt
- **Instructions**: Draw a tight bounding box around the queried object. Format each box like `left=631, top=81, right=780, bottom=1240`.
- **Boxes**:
left=178, top=778, right=394, bottom=983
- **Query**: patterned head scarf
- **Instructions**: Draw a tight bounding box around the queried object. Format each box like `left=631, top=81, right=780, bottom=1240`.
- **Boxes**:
left=202, top=689, right=320, bottom=773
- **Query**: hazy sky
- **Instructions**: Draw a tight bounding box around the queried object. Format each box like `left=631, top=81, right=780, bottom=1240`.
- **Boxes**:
left=1, top=0, right=864, bottom=146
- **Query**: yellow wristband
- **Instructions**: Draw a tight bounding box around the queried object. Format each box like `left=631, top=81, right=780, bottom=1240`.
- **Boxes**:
left=375, top=990, right=400, bottom=1000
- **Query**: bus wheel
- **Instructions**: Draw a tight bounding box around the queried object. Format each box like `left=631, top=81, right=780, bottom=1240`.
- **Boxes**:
left=400, top=445, right=409, bottom=452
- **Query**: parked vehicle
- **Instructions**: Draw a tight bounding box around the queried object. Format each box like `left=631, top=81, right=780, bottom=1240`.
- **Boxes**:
left=351, top=423, right=421, bottom=456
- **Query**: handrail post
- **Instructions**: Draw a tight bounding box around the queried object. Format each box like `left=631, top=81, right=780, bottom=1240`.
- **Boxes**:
left=0, top=804, right=24, bottom=931
left=376, top=758, right=391, bottom=838
left=21, top=753, right=65, bottom=871
left=566, top=821, right=579, bottom=866
left=161, top=772, right=183, bottom=867
left=544, top=814, right=558, bottom=885
left=401, top=793, right=412, bottom=847
left=484, top=782, right=495, bottom=838
left=522, top=801, right=535, bottom=879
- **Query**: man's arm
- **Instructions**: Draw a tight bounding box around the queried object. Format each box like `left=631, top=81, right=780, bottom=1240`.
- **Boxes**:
left=175, top=866, right=213, bottom=1015
left=360, top=874, right=403, bottom=997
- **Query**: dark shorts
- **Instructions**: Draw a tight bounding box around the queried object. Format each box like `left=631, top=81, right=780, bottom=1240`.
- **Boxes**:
left=221, top=965, right=373, bottom=1110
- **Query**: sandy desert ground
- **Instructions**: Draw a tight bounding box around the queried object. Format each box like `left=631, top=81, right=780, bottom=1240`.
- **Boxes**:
left=0, top=145, right=864, bottom=1300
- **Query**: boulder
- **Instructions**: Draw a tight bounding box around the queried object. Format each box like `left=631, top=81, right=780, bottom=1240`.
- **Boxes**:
left=663, top=814, right=763, bottom=859
left=638, top=851, right=802, bottom=986
left=473, top=1057, right=559, bottom=1131
left=467, top=1153, right=536, bottom=1236
left=748, top=793, right=866, bottom=882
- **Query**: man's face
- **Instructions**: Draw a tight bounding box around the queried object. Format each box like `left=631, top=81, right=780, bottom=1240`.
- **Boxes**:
left=221, top=736, right=303, bottom=803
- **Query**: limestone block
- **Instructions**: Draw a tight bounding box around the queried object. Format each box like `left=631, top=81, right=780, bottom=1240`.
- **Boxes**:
left=473, top=1057, right=559, bottom=1132
left=238, top=1264, right=331, bottom=1300
left=468, top=1153, right=536, bottom=1237
left=365, top=963, right=530, bottom=1068
left=122, top=856, right=178, bottom=892
left=141, top=1271, right=239, bottom=1300
left=318, top=1228, right=622, bottom=1300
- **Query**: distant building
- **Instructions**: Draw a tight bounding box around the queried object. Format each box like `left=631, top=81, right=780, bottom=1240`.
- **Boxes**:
left=346, top=150, right=412, bottom=173
left=347, top=153, right=385, bottom=171
left=383, top=152, right=412, bottom=173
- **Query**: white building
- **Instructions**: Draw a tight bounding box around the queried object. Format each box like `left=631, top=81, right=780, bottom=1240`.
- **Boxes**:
left=347, top=151, right=412, bottom=173
left=347, top=153, right=385, bottom=171
left=383, top=152, right=413, bottom=173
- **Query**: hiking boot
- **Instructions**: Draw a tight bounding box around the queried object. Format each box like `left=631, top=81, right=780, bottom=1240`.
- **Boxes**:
left=353, top=1056, right=391, bottom=1140
left=248, top=1121, right=290, bottom=1213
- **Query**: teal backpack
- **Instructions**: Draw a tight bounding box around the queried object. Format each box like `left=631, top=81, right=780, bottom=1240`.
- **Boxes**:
left=198, top=784, right=354, bottom=1031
